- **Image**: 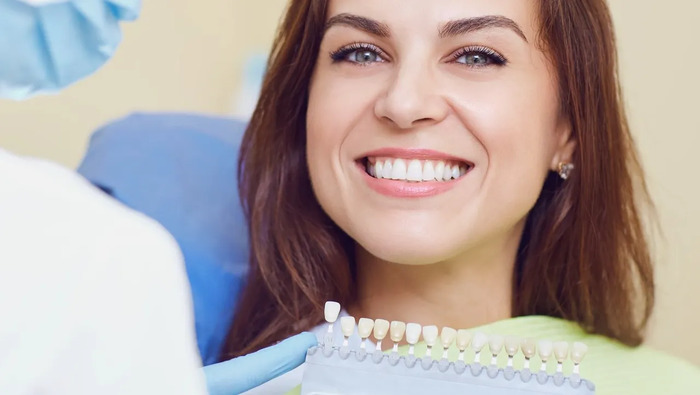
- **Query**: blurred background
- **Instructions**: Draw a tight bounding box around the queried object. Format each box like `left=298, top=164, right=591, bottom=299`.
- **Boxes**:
left=1, top=0, right=698, bottom=365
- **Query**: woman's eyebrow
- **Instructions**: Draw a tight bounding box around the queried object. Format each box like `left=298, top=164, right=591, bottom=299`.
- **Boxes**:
left=325, top=13, right=390, bottom=37
left=324, top=13, right=527, bottom=43
left=439, top=16, right=528, bottom=42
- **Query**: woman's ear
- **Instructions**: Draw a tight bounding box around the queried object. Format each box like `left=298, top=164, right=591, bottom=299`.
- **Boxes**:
left=550, top=120, right=577, bottom=170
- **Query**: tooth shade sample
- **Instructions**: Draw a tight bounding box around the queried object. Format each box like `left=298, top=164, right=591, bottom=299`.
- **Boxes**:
left=440, top=327, right=457, bottom=349
left=456, top=330, right=472, bottom=351
left=358, top=318, right=374, bottom=339
left=472, top=332, right=488, bottom=352
left=422, top=161, right=435, bottom=181
left=422, top=325, right=439, bottom=346
left=405, top=323, right=422, bottom=345
left=488, top=335, right=505, bottom=356
left=373, top=319, right=390, bottom=340
left=340, top=316, right=356, bottom=338
left=390, top=321, right=407, bottom=342
left=505, top=336, right=520, bottom=357
left=521, top=338, right=537, bottom=359
left=324, top=301, right=341, bottom=323
left=391, top=159, right=407, bottom=180
left=406, top=159, right=423, bottom=181
left=538, top=340, right=553, bottom=361
left=571, top=342, right=589, bottom=364
left=553, top=341, right=569, bottom=363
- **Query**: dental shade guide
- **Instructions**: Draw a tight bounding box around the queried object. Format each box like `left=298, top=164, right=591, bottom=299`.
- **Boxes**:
left=302, top=301, right=595, bottom=395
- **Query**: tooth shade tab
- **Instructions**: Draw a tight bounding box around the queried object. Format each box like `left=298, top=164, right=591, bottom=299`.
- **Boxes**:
left=521, top=338, right=537, bottom=359
left=390, top=321, right=407, bottom=343
left=405, top=323, right=422, bottom=345
left=571, top=342, right=589, bottom=364
left=365, top=157, right=471, bottom=183
left=504, top=336, right=520, bottom=357
left=488, top=335, right=505, bottom=356
left=538, top=340, right=553, bottom=372
left=324, top=301, right=341, bottom=324
left=422, top=325, right=439, bottom=347
left=553, top=341, right=569, bottom=363
left=472, top=332, right=488, bottom=352
left=373, top=319, right=390, bottom=340
left=440, top=327, right=457, bottom=349
left=340, top=316, right=356, bottom=338
left=456, top=330, right=472, bottom=351
left=358, top=318, right=374, bottom=338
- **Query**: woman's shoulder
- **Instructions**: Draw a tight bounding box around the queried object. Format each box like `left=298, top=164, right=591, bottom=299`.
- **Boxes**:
left=576, top=331, right=700, bottom=394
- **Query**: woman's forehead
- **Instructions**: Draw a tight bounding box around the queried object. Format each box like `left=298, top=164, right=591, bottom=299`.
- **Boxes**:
left=325, top=0, right=540, bottom=39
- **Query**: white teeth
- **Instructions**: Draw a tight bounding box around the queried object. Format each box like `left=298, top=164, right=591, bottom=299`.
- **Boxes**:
left=451, top=166, right=460, bottom=180
left=375, top=161, right=384, bottom=179
left=434, top=161, right=445, bottom=181
left=443, top=164, right=453, bottom=180
left=405, top=323, right=422, bottom=345
left=406, top=160, right=423, bottom=182
left=489, top=335, right=504, bottom=356
left=381, top=160, right=393, bottom=179
left=422, top=161, right=435, bottom=181
left=373, top=319, right=390, bottom=340
left=340, top=316, right=356, bottom=338
left=358, top=318, right=374, bottom=338
left=324, top=301, right=341, bottom=323
left=390, top=321, right=406, bottom=342
left=538, top=339, right=553, bottom=372
left=571, top=342, right=588, bottom=365
left=391, top=159, right=407, bottom=180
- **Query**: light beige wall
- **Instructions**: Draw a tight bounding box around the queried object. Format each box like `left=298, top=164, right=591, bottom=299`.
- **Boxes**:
left=1, top=0, right=698, bottom=365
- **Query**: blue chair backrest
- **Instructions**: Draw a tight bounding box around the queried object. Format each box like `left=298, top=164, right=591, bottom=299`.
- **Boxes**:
left=78, top=112, right=248, bottom=365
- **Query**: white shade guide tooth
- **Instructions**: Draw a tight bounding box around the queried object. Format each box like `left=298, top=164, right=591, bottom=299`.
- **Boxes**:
left=488, top=335, right=505, bottom=356
left=456, top=330, right=472, bottom=351
left=504, top=336, right=520, bottom=357
left=422, top=325, right=439, bottom=358
left=440, top=327, right=457, bottom=349
left=390, top=321, right=406, bottom=342
left=422, top=325, right=439, bottom=346
left=472, top=332, right=488, bottom=352
left=390, top=321, right=406, bottom=353
left=324, top=301, right=341, bottom=323
left=358, top=318, right=374, bottom=338
left=340, top=316, right=356, bottom=338
left=521, top=338, right=537, bottom=359
left=571, top=342, right=589, bottom=364
left=472, top=332, right=488, bottom=364
left=571, top=342, right=589, bottom=374
left=406, top=323, right=421, bottom=356
left=373, top=319, right=390, bottom=351
left=553, top=341, right=569, bottom=363
left=405, top=323, right=422, bottom=345
left=440, top=327, right=457, bottom=359
left=538, top=340, right=553, bottom=372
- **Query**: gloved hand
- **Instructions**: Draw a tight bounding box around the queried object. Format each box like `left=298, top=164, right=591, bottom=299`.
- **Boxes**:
left=0, top=0, right=141, bottom=100
left=203, top=332, right=317, bottom=395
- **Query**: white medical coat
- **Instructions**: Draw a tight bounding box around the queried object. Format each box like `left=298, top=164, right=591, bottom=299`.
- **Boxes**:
left=0, top=149, right=207, bottom=395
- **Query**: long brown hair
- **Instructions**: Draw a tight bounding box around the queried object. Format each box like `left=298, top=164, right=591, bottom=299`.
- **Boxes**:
left=223, top=0, right=654, bottom=359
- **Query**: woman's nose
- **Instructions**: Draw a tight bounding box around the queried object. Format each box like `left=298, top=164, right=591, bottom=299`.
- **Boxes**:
left=373, top=64, right=449, bottom=130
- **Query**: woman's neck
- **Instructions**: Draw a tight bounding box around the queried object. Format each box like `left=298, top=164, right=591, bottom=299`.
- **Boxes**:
left=348, top=223, right=524, bottom=331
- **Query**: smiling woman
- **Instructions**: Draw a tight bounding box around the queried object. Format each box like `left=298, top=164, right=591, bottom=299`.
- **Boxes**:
left=223, top=0, right=699, bottom=393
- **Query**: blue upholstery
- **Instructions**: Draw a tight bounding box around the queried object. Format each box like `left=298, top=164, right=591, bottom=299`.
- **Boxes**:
left=77, top=112, right=248, bottom=365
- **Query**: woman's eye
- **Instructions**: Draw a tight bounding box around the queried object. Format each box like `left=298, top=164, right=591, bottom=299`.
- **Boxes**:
left=452, top=46, right=507, bottom=68
left=330, top=44, right=386, bottom=65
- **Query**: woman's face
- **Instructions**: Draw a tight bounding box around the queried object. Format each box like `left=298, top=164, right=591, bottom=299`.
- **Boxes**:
left=307, top=0, right=573, bottom=265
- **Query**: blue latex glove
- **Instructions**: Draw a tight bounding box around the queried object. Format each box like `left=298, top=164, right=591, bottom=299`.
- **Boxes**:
left=0, top=0, right=141, bottom=100
left=203, top=332, right=317, bottom=395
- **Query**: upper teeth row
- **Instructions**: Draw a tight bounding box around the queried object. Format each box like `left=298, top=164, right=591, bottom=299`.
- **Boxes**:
left=367, top=158, right=468, bottom=182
